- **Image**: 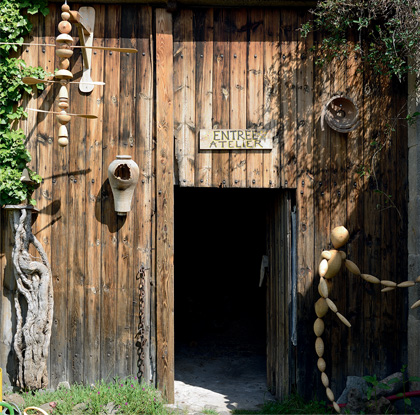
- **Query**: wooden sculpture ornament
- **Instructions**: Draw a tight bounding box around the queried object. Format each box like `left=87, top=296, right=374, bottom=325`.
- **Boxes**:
left=314, top=226, right=395, bottom=413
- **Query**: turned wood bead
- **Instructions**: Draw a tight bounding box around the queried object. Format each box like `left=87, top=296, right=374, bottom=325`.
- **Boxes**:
left=315, top=337, right=324, bottom=357
left=61, top=11, right=71, bottom=21
left=61, top=4, right=70, bottom=12
left=55, top=69, right=73, bottom=80
left=326, top=387, right=335, bottom=402
left=58, top=58, right=70, bottom=70
left=313, top=318, right=325, bottom=337
left=317, top=358, right=326, bottom=372
left=58, top=125, right=69, bottom=147
left=321, top=372, right=329, bottom=388
left=58, top=20, right=72, bottom=34
left=315, top=298, right=329, bottom=318
left=56, top=111, right=71, bottom=125
left=56, top=33, right=73, bottom=44
left=56, top=48, right=73, bottom=59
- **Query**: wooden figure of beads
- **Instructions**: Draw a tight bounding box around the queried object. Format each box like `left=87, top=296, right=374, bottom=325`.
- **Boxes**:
left=314, top=225, right=392, bottom=414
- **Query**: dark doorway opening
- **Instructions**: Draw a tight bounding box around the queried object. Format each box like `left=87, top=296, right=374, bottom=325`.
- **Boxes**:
left=174, top=187, right=276, bottom=411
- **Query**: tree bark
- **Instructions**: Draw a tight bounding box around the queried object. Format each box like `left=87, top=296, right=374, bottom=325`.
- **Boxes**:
left=10, top=207, right=53, bottom=389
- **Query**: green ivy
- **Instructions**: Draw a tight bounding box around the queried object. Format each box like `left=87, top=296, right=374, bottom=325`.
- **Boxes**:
left=0, top=0, right=49, bottom=206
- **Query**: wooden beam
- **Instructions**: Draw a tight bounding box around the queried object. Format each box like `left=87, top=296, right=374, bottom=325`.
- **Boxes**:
left=155, top=8, right=175, bottom=404
left=53, top=0, right=315, bottom=5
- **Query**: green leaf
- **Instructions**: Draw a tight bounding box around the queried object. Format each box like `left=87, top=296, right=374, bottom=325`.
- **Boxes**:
left=364, top=375, right=377, bottom=384
left=409, top=376, right=420, bottom=382
left=404, top=398, right=412, bottom=406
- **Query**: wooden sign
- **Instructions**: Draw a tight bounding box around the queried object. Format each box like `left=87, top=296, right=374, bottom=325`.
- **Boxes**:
left=199, top=129, right=273, bottom=150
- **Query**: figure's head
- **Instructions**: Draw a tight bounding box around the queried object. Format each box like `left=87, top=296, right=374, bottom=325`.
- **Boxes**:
left=331, top=226, right=350, bottom=249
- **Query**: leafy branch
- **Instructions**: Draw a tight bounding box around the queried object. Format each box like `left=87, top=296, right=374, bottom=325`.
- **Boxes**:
left=0, top=0, right=49, bottom=206
left=301, top=0, right=420, bottom=82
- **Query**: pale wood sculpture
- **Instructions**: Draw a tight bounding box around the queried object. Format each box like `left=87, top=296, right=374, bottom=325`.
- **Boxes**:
left=315, top=226, right=393, bottom=413
left=8, top=207, right=53, bottom=389
left=2, top=2, right=138, bottom=147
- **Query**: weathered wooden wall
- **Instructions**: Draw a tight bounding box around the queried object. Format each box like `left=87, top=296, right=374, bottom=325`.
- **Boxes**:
left=0, top=3, right=408, bottom=403
left=1, top=3, right=156, bottom=388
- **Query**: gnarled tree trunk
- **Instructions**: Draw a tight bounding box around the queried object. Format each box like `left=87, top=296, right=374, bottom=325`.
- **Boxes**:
left=9, top=206, right=53, bottom=389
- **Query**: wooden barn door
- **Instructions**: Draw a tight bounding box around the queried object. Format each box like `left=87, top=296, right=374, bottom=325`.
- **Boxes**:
left=266, top=191, right=294, bottom=400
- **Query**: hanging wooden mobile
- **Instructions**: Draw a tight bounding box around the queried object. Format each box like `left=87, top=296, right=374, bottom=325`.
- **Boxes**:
left=2, top=1, right=137, bottom=147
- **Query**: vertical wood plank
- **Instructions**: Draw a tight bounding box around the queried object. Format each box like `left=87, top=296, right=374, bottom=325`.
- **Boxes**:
left=328, top=54, right=348, bottom=393
left=304, top=29, right=332, bottom=398
left=266, top=196, right=274, bottom=392
left=84, top=4, right=105, bottom=385
left=156, top=8, right=174, bottom=403
left=394, top=76, right=408, bottom=374
left=276, top=194, right=284, bottom=398
left=247, top=9, right=264, bottom=188
left=134, top=5, right=154, bottom=383
left=295, top=8, right=315, bottom=393
left=362, top=53, right=381, bottom=380
left=115, top=3, right=138, bottom=379
left=212, top=9, right=230, bottom=187
left=194, top=9, right=213, bottom=188
left=50, top=39, right=70, bottom=392
left=263, top=10, right=280, bottom=189
left=174, top=10, right=195, bottom=187
left=345, top=32, right=365, bottom=378
left=377, top=75, right=396, bottom=377
left=100, top=4, right=121, bottom=381
left=229, top=9, right=247, bottom=188
left=67, top=5, right=87, bottom=382
left=280, top=10, right=298, bottom=188
left=36, top=5, right=57, bottom=384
